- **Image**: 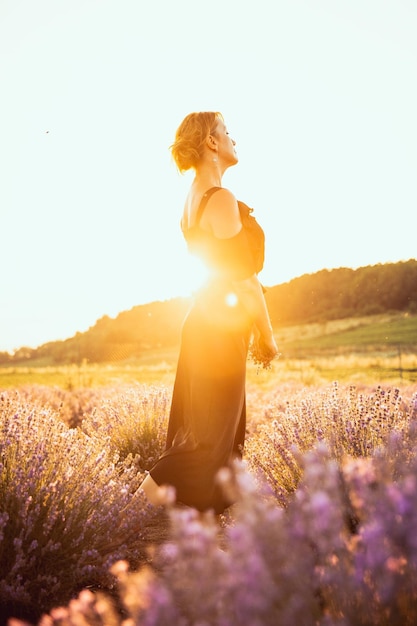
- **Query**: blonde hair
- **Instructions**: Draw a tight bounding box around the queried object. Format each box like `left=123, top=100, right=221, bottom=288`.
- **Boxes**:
left=170, top=111, right=223, bottom=173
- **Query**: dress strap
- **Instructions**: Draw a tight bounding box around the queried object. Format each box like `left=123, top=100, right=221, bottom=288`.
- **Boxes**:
left=194, top=187, right=222, bottom=226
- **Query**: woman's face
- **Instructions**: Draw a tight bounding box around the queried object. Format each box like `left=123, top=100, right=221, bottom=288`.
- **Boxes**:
left=213, top=120, right=238, bottom=167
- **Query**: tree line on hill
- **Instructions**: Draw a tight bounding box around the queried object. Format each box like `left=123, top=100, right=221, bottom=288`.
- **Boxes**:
left=2, top=260, right=416, bottom=365
left=266, top=259, right=417, bottom=326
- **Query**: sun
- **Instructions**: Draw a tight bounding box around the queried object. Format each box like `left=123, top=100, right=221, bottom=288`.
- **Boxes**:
left=172, top=255, right=210, bottom=298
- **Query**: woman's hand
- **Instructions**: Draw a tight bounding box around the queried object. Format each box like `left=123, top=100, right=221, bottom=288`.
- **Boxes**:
left=250, top=327, right=279, bottom=369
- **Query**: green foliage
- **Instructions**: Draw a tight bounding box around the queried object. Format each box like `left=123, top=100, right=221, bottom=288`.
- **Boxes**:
left=36, top=299, right=190, bottom=365
left=266, top=258, right=417, bottom=325
left=287, top=314, right=417, bottom=352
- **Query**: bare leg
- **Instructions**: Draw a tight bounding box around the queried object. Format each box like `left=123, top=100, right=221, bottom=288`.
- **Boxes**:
left=140, top=473, right=173, bottom=507
left=119, top=474, right=174, bottom=521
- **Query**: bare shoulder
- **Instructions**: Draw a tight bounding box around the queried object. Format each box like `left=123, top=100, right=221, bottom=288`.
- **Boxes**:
left=201, top=187, right=242, bottom=238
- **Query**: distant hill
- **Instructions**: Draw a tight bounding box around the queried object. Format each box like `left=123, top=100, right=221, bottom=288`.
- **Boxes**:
left=265, top=259, right=417, bottom=325
left=2, top=259, right=416, bottom=365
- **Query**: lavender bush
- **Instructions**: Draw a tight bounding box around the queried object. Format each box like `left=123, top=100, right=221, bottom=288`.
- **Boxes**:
left=35, top=427, right=417, bottom=625
left=12, top=384, right=101, bottom=429
left=0, top=389, right=162, bottom=622
left=80, top=384, right=169, bottom=471
left=3, top=382, right=417, bottom=625
left=245, top=382, right=415, bottom=503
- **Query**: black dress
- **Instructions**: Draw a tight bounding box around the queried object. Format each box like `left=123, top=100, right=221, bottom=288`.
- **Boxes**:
left=149, top=187, right=265, bottom=513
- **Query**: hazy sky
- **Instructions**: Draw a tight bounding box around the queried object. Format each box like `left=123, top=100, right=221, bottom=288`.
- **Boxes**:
left=1, top=0, right=416, bottom=352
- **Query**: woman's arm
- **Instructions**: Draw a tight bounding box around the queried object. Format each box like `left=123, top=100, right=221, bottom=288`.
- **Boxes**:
left=204, top=188, right=278, bottom=360
left=232, top=274, right=278, bottom=360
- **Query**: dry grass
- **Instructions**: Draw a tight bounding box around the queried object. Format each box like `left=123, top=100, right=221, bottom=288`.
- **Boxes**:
left=1, top=350, right=415, bottom=392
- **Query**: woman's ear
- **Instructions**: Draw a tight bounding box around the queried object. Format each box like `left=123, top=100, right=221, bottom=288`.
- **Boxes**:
left=206, top=133, right=218, bottom=151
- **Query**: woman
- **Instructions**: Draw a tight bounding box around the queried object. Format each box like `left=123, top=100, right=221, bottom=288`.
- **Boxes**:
left=141, top=111, right=278, bottom=514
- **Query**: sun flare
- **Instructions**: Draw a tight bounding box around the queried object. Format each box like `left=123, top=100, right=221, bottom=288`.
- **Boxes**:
left=225, top=292, right=238, bottom=307
left=181, top=256, right=210, bottom=295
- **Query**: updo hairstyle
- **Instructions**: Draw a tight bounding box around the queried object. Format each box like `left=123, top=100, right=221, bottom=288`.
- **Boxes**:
left=170, top=111, right=223, bottom=173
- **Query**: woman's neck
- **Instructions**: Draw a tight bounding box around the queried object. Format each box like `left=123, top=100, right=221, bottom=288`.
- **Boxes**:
left=193, top=169, right=223, bottom=190
left=192, top=156, right=227, bottom=189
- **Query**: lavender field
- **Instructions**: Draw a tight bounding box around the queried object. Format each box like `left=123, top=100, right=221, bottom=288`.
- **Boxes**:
left=1, top=378, right=417, bottom=625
